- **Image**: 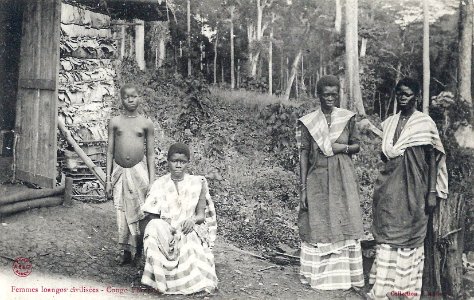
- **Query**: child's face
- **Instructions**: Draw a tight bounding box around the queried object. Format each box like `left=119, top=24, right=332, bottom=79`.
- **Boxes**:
left=122, top=88, right=140, bottom=112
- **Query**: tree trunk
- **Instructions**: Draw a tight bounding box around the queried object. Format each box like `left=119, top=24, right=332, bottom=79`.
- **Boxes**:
left=230, top=7, right=235, bottom=89
left=249, top=0, right=265, bottom=78
left=221, top=59, right=224, bottom=84
left=344, top=0, right=365, bottom=114
left=458, top=0, right=473, bottom=106
left=284, top=49, right=302, bottom=101
left=423, top=193, right=466, bottom=298
left=213, top=33, right=218, bottom=84
left=295, top=71, right=299, bottom=100
left=280, top=53, right=284, bottom=92
left=134, top=19, right=145, bottom=70
left=300, top=54, right=305, bottom=94
left=360, top=37, right=367, bottom=57
left=268, top=17, right=274, bottom=95
left=422, top=0, right=430, bottom=113
left=247, top=23, right=254, bottom=72
left=200, top=42, right=204, bottom=71
left=187, top=0, right=192, bottom=77
left=393, top=60, right=402, bottom=115
left=158, top=38, right=165, bottom=68
left=120, top=24, right=126, bottom=59
left=237, top=59, right=241, bottom=88
left=335, top=0, right=342, bottom=34
left=250, top=51, right=261, bottom=78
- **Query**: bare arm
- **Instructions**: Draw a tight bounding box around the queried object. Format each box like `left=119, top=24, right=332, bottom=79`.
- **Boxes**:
left=194, top=180, right=207, bottom=224
left=105, top=118, right=115, bottom=198
left=426, top=146, right=437, bottom=211
left=145, top=119, right=155, bottom=184
left=299, top=124, right=310, bottom=210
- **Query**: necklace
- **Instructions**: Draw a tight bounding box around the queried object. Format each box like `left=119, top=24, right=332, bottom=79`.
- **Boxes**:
left=126, top=115, right=138, bottom=118
left=171, top=176, right=184, bottom=182
left=324, top=113, right=332, bottom=127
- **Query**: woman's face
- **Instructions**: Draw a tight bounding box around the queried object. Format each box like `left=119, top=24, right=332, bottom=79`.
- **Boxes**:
left=396, top=85, right=417, bottom=110
left=168, top=153, right=189, bottom=177
left=319, top=86, right=339, bottom=111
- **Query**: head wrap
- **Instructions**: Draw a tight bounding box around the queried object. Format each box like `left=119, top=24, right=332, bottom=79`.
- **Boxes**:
left=316, top=75, right=340, bottom=96
left=167, top=143, right=190, bottom=161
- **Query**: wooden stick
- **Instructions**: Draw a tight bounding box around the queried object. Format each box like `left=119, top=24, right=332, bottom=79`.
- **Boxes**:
left=58, top=119, right=106, bottom=187
left=64, top=177, right=73, bottom=206
left=0, top=185, right=65, bottom=205
left=0, top=255, right=15, bottom=261
left=0, top=196, right=63, bottom=216
left=441, top=228, right=462, bottom=240
left=231, top=247, right=266, bottom=260
left=274, top=252, right=300, bottom=260
left=258, top=265, right=277, bottom=272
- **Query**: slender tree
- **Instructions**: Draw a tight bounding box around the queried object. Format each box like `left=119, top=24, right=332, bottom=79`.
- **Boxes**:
left=458, top=0, right=473, bottom=106
left=230, top=6, right=236, bottom=89
left=284, top=49, right=302, bottom=101
left=187, top=0, right=192, bottom=77
left=345, top=0, right=365, bottom=115
left=422, top=0, right=430, bottom=113
left=268, top=13, right=275, bottom=95
left=213, top=32, right=218, bottom=84
left=335, top=0, right=342, bottom=33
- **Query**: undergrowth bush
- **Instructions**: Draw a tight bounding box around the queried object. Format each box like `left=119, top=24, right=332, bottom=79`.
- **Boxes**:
left=113, top=61, right=473, bottom=252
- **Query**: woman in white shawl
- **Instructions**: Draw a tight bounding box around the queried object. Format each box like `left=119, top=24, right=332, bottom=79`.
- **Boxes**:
left=140, top=143, right=218, bottom=295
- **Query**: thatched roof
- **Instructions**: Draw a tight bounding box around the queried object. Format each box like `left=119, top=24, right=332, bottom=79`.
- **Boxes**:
left=64, top=0, right=171, bottom=21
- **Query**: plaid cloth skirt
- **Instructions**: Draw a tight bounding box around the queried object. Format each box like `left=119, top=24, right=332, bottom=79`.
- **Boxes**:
left=300, top=240, right=364, bottom=290
left=368, top=244, right=424, bottom=299
left=141, top=219, right=218, bottom=294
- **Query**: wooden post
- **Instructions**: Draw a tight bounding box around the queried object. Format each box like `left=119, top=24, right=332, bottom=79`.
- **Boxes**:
left=134, top=19, right=145, bottom=70
left=64, top=177, right=73, bottom=206
left=423, top=193, right=466, bottom=298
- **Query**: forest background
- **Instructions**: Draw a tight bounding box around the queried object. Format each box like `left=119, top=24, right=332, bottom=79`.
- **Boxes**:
left=106, top=0, right=474, bottom=254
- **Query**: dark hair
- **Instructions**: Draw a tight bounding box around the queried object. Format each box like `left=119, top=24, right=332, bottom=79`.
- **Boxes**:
left=120, top=84, right=137, bottom=98
left=316, top=75, right=340, bottom=96
left=167, top=143, right=190, bottom=161
left=395, top=78, right=420, bottom=96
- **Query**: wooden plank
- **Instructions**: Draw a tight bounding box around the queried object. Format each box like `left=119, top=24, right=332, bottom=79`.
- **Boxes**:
left=16, top=170, right=55, bottom=188
left=37, top=0, right=59, bottom=184
left=13, top=0, right=60, bottom=189
left=18, top=79, right=55, bottom=90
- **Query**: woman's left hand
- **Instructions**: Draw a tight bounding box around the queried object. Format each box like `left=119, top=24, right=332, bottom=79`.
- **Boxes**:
left=426, top=192, right=437, bottom=213
left=181, top=218, right=195, bottom=235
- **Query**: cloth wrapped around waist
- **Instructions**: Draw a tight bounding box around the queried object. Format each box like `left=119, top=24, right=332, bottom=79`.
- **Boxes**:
left=112, top=160, right=149, bottom=224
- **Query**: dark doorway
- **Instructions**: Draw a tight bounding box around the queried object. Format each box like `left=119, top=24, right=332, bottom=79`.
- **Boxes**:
left=0, top=0, right=22, bottom=157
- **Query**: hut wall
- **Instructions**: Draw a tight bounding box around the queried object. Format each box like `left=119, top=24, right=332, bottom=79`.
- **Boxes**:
left=58, top=2, right=117, bottom=201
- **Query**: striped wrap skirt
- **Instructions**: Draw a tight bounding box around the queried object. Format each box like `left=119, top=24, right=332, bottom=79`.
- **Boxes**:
left=299, top=240, right=364, bottom=290
left=141, top=219, right=218, bottom=294
left=368, top=244, right=424, bottom=300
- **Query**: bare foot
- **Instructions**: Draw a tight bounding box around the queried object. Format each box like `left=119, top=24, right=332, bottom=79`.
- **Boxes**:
left=118, top=250, right=132, bottom=265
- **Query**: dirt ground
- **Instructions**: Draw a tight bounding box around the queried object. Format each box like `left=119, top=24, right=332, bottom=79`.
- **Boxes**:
left=0, top=199, right=372, bottom=300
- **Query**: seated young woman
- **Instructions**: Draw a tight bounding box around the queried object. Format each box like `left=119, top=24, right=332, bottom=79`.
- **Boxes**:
left=140, top=143, right=218, bottom=295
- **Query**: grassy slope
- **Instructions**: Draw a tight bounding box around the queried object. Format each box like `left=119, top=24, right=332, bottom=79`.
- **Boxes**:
left=114, top=67, right=393, bottom=252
